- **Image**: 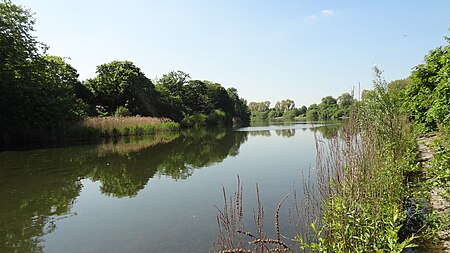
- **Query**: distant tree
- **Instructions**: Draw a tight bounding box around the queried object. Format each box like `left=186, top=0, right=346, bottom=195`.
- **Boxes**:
left=337, top=93, right=354, bottom=108
left=306, top=104, right=319, bottom=121
left=227, top=87, right=250, bottom=123
left=84, top=61, right=158, bottom=116
left=274, top=99, right=295, bottom=112
left=155, top=70, right=190, bottom=120
left=248, top=101, right=270, bottom=112
left=319, top=96, right=338, bottom=119
left=298, top=105, right=307, bottom=115
left=183, top=80, right=212, bottom=114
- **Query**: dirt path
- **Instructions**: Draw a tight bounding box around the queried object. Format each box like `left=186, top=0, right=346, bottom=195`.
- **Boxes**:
left=417, top=136, right=450, bottom=252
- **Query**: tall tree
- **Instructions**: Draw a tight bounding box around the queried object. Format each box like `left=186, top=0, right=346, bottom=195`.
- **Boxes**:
left=155, top=70, right=190, bottom=120
left=404, top=43, right=450, bottom=129
left=84, top=61, right=158, bottom=116
left=0, top=1, right=85, bottom=139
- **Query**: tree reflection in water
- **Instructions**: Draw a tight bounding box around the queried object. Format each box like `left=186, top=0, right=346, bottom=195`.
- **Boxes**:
left=0, top=128, right=248, bottom=253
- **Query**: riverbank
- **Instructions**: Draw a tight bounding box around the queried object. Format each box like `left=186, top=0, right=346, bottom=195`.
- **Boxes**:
left=416, top=134, right=450, bottom=252
left=0, top=116, right=180, bottom=150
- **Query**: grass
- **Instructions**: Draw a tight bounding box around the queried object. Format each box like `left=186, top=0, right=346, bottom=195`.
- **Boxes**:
left=83, top=116, right=179, bottom=136
left=294, top=69, right=421, bottom=252
left=215, top=69, right=426, bottom=253
left=0, top=116, right=180, bottom=149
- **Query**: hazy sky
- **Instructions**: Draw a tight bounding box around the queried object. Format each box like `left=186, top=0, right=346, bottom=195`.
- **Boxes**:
left=15, top=0, right=450, bottom=106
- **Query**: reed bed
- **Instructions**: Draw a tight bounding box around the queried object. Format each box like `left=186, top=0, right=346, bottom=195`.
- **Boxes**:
left=216, top=69, right=421, bottom=252
left=82, top=116, right=179, bottom=137
left=84, top=116, right=172, bottom=131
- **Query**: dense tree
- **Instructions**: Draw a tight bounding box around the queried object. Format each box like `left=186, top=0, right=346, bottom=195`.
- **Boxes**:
left=248, top=101, right=270, bottom=112
left=155, top=70, right=190, bottom=120
left=403, top=42, right=450, bottom=129
left=84, top=61, right=159, bottom=116
left=227, top=87, right=250, bottom=123
left=1, top=1, right=86, bottom=142
left=298, top=105, right=307, bottom=116
left=274, top=99, right=295, bottom=112
left=318, top=96, right=338, bottom=119
left=306, top=103, right=319, bottom=120
left=155, top=72, right=249, bottom=125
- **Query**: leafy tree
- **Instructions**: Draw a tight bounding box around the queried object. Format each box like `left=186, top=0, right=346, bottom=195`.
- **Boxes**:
left=274, top=99, right=295, bottom=112
left=84, top=61, right=158, bottom=116
left=155, top=70, right=190, bottom=120
left=183, top=80, right=212, bottom=114
left=337, top=92, right=355, bottom=118
left=298, top=105, right=307, bottom=116
left=306, top=103, right=319, bottom=120
left=227, top=87, right=250, bottom=123
left=248, top=101, right=270, bottom=112
left=318, top=96, right=338, bottom=119
left=403, top=42, right=450, bottom=129
left=204, top=81, right=234, bottom=116
left=30, top=56, right=87, bottom=125
left=0, top=1, right=86, bottom=142
left=283, top=108, right=300, bottom=119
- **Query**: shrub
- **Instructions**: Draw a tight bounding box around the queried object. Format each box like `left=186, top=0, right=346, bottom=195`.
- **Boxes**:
left=114, top=106, right=131, bottom=117
left=182, top=114, right=208, bottom=127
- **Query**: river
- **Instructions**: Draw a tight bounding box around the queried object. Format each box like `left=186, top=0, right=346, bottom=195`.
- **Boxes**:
left=0, top=122, right=340, bottom=253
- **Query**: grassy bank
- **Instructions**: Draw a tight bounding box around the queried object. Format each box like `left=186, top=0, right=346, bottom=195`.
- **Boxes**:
left=82, top=116, right=179, bottom=137
left=297, top=82, right=419, bottom=252
left=0, top=116, right=180, bottom=149
left=214, top=69, right=427, bottom=253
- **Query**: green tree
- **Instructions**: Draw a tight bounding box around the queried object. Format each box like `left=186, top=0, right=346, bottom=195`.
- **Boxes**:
left=306, top=103, right=319, bottom=120
left=337, top=92, right=355, bottom=118
left=403, top=42, right=450, bottom=129
left=155, top=70, right=190, bottom=120
left=84, top=61, right=158, bottom=116
left=0, top=1, right=86, bottom=142
left=227, top=87, right=250, bottom=124
left=318, top=96, right=338, bottom=119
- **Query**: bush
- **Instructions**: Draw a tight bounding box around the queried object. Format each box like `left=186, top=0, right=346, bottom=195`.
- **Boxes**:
left=182, top=114, right=208, bottom=127
left=207, top=109, right=227, bottom=125
left=114, top=106, right=131, bottom=117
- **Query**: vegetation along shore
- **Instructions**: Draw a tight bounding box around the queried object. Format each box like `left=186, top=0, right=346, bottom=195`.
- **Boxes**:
left=0, top=1, right=250, bottom=148
left=216, top=35, right=450, bottom=252
left=2, top=0, right=450, bottom=252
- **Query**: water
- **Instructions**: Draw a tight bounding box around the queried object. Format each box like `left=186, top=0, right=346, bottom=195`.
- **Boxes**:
left=0, top=123, right=340, bottom=253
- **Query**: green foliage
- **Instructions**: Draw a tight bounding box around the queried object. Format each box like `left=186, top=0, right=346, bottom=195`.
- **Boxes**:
left=297, top=67, right=417, bottom=252
left=318, top=95, right=338, bottom=119
left=155, top=72, right=249, bottom=125
left=84, top=61, right=158, bottom=117
left=283, top=109, right=299, bottom=119
left=403, top=42, right=450, bottom=130
left=114, top=106, right=131, bottom=117
left=207, top=109, right=227, bottom=125
left=182, top=113, right=208, bottom=128
left=0, top=0, right=87, bottom=144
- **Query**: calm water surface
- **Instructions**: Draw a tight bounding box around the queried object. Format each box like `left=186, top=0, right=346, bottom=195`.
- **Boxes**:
left=0, top=123, right=340, bottom=253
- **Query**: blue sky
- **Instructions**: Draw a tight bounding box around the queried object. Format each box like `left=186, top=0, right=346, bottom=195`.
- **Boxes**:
left=15, top=0, right=450, bottom=106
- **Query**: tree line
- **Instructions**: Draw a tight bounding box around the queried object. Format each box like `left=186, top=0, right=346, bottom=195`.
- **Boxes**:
left=248, top=92, right=355, bottom=121
left=0, top=1, right=250, bottom=141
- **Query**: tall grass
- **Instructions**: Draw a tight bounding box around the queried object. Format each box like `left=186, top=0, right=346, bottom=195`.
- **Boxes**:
left=0, top=116, right=180, bottom=149
left=215, top=67, right=421, bottom=252
left=296, top=67, right=419, bottom=252
left=80, top=116, right=179, bottom=138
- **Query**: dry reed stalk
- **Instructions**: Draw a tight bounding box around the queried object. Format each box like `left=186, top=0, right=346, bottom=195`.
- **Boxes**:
left=83, top=116, right=170, bottom=131
left=216, top=177, right=292, bottom=253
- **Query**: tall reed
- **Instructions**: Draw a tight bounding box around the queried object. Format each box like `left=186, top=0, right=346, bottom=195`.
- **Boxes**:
left=296, top=67, right=418, bottom=252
